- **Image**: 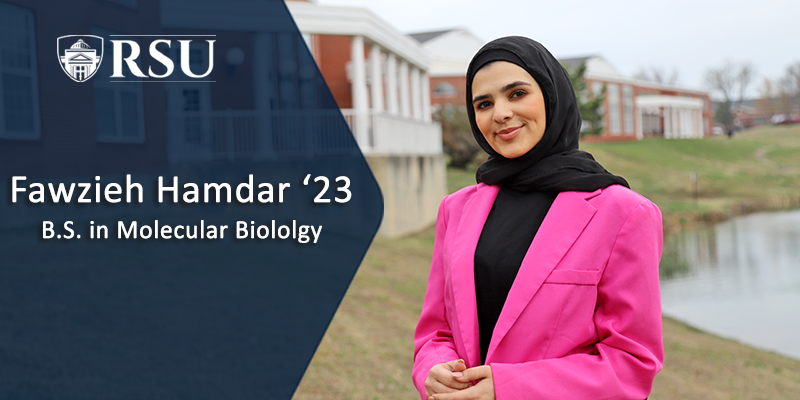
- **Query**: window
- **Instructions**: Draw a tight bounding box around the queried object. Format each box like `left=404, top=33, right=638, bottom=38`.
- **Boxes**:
left=592, top=82, right=604, bottom=118
left=181, top=89, right=202, bottom=144
left=164, top=41, right=212, bottom=148
left=607, top=83, right=620, bottom=135
left=92, top=28, right=145, bottom=143
left=642, top=108, right=661, bottom=136
left=183, top=89, right=200, bottom=112
left=0, top=2, right=41, bottom=139
left=623, top=85, right=633, bottom=134
left=433, top=82, right=457, bottom=97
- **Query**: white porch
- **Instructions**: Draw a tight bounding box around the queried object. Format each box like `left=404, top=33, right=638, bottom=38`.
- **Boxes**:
left=344, top=34, right=439, bottom=155
left=636, top=95, right=704, bottom=139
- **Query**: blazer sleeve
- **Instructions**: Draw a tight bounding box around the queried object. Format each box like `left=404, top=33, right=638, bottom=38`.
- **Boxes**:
left=490, top=201, right=665, bottom=400
left=412, top=196, right=461, bottom=399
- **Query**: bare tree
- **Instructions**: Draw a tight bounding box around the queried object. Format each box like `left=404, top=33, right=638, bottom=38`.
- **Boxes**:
left=780, top=62, right=800, bottom=114
left=704, top=61, right=755, bottom=129
left=634, top=66, right=680, bottom=86
left=777, top=75, right=793, bottom=118
left=757, top=77, right=776, bottom=99
left=736, top=64, right=754, bottom=107
left=757, top=77, right=779, bottom=117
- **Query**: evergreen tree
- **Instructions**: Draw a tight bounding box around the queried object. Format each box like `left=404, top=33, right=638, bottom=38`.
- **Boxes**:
left=434, top=105, right=482, bottom=169
left=563, top=62, right=605, bottom=137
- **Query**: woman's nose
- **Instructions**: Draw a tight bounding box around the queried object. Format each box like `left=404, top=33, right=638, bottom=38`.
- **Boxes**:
left=493, top=100, right=513, bottom=123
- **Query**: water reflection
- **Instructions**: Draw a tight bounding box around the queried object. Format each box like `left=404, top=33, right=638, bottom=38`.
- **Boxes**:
left=660, top=209, right=800, bottom=360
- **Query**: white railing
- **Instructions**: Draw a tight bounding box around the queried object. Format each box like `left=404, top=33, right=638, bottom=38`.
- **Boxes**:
left=339, top=109, right=442, bottom=155
left=167, top=109, right=357, bottom=162
left=168, top=109, right=442, bottom=162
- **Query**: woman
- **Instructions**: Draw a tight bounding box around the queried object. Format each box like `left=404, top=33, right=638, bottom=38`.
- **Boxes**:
left=412, top=36, right=664, bottom=400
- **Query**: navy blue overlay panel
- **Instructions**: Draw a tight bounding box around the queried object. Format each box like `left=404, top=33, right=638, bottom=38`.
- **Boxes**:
left=0, top=0, right=383, bottom=398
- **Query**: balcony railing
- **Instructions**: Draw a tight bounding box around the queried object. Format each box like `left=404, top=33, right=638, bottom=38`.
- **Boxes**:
left=168, top=109, right=442, bottom=162
left=339, top=109, right=442, bottom=156
left=168, top=109, right=357, bottom=162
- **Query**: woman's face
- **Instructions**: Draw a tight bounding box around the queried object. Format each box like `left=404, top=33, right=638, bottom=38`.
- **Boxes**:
left=471, top=61, right=547, bottom=159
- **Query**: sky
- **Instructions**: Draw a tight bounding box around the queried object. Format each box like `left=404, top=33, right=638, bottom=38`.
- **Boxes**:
left=316, top=0, right=798, bottom=99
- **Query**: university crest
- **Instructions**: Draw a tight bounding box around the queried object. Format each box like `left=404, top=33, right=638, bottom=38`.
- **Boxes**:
left=57, top=35, right=103, bottom=82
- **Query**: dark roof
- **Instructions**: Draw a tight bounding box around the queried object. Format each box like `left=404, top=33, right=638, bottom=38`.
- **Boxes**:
left=409, top=29, right=455, bottom=44
left=558, top=56, right=593, bottom=70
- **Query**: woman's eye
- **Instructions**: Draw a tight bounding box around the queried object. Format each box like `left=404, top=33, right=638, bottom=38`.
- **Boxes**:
left=510, top=90, right=527, bottom=98
left=476, top=101, right=492, bottom=110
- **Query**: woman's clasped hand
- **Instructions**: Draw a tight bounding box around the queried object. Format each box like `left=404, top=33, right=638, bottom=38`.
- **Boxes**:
left=425, top=359, right=495, bottom=400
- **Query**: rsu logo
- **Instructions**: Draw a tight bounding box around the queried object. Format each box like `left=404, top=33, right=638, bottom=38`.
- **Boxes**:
left=112, top=39, right=215, bottom=79
left=58, top=35, right=215, bottom=82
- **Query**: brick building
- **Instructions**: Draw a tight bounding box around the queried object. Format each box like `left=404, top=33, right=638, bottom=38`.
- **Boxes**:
left=561, top=56, right=713, bottom=140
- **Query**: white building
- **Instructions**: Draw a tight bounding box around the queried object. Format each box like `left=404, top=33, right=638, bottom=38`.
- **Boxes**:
left=160, top=0, right=446, bottom=237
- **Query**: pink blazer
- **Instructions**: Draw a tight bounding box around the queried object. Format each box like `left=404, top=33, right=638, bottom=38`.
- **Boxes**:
left=413, top=184, right=664, bottom=400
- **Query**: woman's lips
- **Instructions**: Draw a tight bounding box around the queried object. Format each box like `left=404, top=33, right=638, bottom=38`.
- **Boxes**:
left=495, top=126, right=522, bottom=141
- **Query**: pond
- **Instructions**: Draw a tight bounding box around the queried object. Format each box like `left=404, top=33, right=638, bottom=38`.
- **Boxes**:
left=659, top=209, right=800, bottom=360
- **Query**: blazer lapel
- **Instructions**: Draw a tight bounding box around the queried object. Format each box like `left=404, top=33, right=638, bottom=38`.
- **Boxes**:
left=486, top=190, right=599, bottom=362
left=449, top=183, right=499, bottom=368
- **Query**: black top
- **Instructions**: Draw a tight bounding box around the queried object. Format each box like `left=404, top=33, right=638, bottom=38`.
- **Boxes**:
left=474, top=186, right=556, bottom=364
left=467, top=36, right=627, bottom=365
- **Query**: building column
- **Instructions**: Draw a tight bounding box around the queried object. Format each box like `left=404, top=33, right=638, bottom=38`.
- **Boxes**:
left=254, top=32, right=275, bottom=158
left=683, top=109, right=691, bottom=138
left=684, top=109, right=689, bottom=137
left=636, top=106, right=643, bottom=140
left=386, top=53, right=399, bottom=115
left=410, top=66, right=422, bottom=120
left=369, top=44, right=384, bottom=112
left=674, top=108, right=681, bottom=138
left=693, top=110, right=699, bottom=137
left=399, top=60, right=411, bottom=118
left=351, top=35, right=369, bottom=149
left=663, top=107, right=672, bottom=138
left=421, top=71, right=432, bottom=122
left=672, top=108, right=679, bottom=138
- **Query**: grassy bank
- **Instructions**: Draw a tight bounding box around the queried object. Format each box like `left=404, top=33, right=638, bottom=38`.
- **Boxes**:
left=293, top=125, right=800, bottom=399
left=582, top=125, right=800, bottom=231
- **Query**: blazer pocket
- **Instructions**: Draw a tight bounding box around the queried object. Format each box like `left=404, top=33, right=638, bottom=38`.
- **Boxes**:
left=543, top=269, right=601, bottom=286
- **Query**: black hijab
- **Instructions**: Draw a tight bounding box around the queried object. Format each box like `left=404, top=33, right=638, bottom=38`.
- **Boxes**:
left=466, top=36, right=628, bottom=192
